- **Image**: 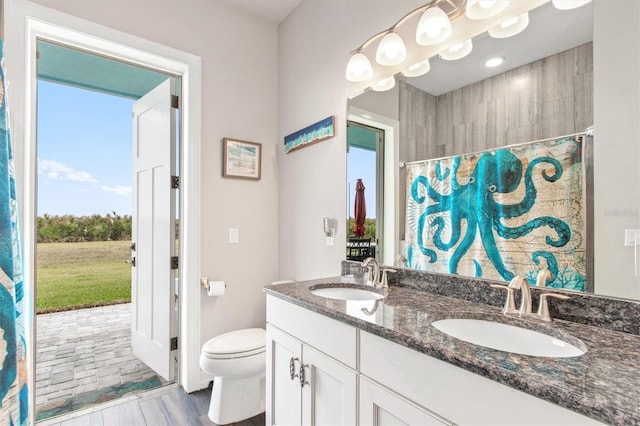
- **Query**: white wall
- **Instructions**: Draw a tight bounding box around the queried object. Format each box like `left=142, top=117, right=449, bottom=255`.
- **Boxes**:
left=278, top=0, right=424, bottom=281
left=593, top=0, right=640, bottom=299
left=28, top=0, right=280, bottom=371
left=279, top=0, right=640, bottom=299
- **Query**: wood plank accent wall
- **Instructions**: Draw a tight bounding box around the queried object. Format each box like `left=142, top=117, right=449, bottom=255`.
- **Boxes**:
left=399, top=42, right=593, bottom=238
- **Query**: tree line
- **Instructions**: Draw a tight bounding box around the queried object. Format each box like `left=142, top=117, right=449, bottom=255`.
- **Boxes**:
left=346, top=217, right=376, bottom=238
left=37, top=212, right=132, bottom=243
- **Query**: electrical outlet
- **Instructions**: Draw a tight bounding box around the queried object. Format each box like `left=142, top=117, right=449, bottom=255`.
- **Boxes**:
left=229, top=228, right=239, bottom=244
left=624, top=229, right=640, bottom=247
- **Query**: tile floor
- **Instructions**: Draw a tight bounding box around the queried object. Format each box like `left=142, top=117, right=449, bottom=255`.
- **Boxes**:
left=37, top=384, right=265, bottom=426
left=36, top=304, right=164, bottom=417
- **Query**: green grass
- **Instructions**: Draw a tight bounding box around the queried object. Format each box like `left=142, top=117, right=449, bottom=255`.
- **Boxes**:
left=36, top=240, right=131, bottom=314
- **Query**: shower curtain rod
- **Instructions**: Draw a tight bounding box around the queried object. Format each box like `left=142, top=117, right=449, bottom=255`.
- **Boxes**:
left=398, top=128, right=593, bottom=169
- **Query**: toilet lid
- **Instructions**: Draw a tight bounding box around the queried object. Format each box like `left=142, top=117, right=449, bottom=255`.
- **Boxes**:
left=203, top=328, right=266, bottom=357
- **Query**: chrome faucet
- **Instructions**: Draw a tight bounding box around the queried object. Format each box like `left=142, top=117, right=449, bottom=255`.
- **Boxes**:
left=518, top=276, right=533, bottom=315
left=535, top=267, right=553, bottom=287
left=536, top=293, right=570, bottom=322
left=491, top=275, right=527, bottom=315
left=379, top=267, right=397, bottom=291
left=491, top=274, right=570, bottom=321
left=362, top=257, right=396, bottom=291
left=362, top=257, right=380, bottom=286
left=393, top=254, right=407, bottom=268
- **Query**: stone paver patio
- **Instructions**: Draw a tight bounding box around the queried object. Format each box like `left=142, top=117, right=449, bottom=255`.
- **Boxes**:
left=36, top=303, right=162, bottom=410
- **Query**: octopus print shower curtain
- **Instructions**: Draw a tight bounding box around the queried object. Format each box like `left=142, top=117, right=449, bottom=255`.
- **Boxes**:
left=0, top=39, right=29, bottom=425
left=405, top=136, right=586, bottom=291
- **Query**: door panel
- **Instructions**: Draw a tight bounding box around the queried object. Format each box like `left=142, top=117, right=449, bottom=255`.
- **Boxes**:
left=301, top=345, right=356, bottom=426
left=131, top=78, right=176, bottom=381
left=266, top=325, right=302, bottom=426
left=360, top=377, right=447, bottom=426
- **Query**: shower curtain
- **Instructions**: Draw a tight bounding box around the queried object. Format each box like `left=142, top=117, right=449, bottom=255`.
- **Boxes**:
left=0, top=39, right=29, bottom=426
left=405, top=136, right=586, bottom=291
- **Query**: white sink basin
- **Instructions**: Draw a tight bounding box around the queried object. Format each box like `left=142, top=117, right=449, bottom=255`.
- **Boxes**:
left=310, top=286, right=385, bottom=301
left=432, top=318, right=585, bottom=358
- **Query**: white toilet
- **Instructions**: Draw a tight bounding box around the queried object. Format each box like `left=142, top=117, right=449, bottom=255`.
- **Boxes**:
left=199, top=328, right=266, bottom=425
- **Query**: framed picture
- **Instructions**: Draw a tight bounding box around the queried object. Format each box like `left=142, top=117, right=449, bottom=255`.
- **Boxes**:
left=222, top=138, right=262, bottom=180
left=284, top=116, right=335, bottom=154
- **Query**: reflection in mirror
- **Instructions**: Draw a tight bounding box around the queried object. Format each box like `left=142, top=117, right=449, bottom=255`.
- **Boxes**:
left=344, top=2, right=640, bottom=298
left=346, top=122, right=383, bottom=262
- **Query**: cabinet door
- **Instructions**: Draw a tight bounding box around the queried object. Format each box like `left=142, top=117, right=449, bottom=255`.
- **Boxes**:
left=266, top=325, right=302, bottom=426
left=301, top=345, right=357, bottom=425
left=360, top=377, right=449, bottom=426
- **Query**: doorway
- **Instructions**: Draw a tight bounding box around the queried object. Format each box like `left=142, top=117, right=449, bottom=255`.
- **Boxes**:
left=7, top=4, right=202, bottom=420
left=347, top=121, right=385, bottom=262
left=34, top=41, right=179, bottom=419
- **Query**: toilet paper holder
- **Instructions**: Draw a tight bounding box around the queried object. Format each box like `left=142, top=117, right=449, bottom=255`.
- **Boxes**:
left=200, top=277, right=227, bottom=290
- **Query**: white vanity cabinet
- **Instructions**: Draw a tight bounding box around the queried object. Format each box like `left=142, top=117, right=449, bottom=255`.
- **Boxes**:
left=266, top=294, right=603, bottom=426
left=360, top=331, right=603, bottom=426
left=266, top=296, right=357, bottom=426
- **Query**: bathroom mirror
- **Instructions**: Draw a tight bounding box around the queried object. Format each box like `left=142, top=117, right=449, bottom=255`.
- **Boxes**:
left=347, top=1, right=638, bottom=301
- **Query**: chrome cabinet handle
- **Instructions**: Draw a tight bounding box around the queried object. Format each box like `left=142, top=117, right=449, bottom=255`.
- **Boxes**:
left=299, top=363, right=309, bottom=388
left=289, top=357, right=299, bottom=381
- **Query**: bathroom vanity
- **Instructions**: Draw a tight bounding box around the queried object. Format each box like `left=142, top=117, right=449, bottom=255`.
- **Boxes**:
left=264, top=272, right=639, bottom=425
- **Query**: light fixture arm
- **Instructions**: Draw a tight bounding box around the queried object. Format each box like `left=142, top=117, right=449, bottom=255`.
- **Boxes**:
left=350, top=0, right=467, bottom=54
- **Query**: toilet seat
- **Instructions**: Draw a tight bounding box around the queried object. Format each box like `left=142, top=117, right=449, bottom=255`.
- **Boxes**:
left=202, top=328, right=265, bottom=359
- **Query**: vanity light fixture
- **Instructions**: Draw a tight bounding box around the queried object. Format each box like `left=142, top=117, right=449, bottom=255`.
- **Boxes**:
left=402, top=59, right=431, bottom=77
left=488, top=12, right=529, bottom=38
left=346, top=51, right=373, bottom=82
left=485, top=57, right=504, bottom=67
left=376, top=31, right=407, bottom=66
left=552, top=0, right=592, bottom=10
left=372, top=76, right=396, bottom=92
left=465, top=0, right=510, bottom=20
left=416, top=6, right=452, bottom=46
left=439, top=39, right=473, bottom=61
left=345, top=0, right=465, bottom=84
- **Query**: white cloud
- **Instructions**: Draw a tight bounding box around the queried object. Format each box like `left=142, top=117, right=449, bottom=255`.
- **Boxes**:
left=38, top=159, right=131, bottom=198
left=38, top=159, right=98, bottom=183
left=101, top=185, right=132, bottom=196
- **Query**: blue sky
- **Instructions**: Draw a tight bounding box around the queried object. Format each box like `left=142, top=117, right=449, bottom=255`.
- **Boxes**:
left=347, top=147, right=376, bottom=218
left=37, top=80, right=133, bottom=216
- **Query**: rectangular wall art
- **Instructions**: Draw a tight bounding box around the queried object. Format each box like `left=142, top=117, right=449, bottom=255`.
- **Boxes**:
left=222, top=138, right=262, bottom=180
left=284, top=116, right=335, bottom=153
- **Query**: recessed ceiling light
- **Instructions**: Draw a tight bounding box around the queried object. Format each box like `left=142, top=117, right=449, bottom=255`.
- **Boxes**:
left=485, top=57, right=504, bottom=67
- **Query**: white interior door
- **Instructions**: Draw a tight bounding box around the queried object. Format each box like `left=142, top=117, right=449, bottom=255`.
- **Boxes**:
left=131, top=78, right=176, bottom=381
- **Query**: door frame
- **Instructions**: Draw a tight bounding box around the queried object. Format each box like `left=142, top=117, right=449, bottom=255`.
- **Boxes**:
left=347, top=106, right=399, bottom=266
left=5, top=0, right=203, bottom=418
left=347, top=120, right=386, bottom=262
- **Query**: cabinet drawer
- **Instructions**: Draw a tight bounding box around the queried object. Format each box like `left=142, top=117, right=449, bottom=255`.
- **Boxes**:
left=360, top=331, right=602, bottom=425
left=267, top=295, right=357, bottom=368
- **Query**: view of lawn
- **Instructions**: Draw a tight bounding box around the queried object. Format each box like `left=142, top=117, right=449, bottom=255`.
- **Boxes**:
left=37, top=240, right=131, bottom=314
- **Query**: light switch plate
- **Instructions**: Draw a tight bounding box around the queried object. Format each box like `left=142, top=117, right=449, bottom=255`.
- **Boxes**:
left=624, top=229, right=640, bottom=246
left=326, top=236, right=335, bottom=247
left=229, top=228, right=239, bottom=244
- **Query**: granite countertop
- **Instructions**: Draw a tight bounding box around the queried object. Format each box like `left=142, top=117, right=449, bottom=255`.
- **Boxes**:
left=264, top=276, right=640, bottom=426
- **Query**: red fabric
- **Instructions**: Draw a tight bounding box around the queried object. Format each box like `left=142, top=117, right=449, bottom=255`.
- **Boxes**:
left=353, top=179, right=367, bottom=237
